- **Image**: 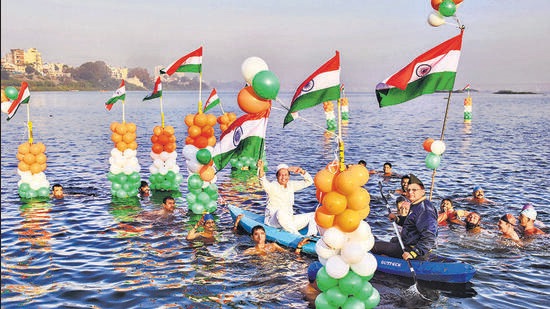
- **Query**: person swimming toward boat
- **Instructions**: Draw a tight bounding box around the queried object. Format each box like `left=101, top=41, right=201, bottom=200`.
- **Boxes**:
left=241, top=224, right=286, bottom=256
left=437, top=198, right=469, bottom=226
left=257, top=159, right=318, bottom=236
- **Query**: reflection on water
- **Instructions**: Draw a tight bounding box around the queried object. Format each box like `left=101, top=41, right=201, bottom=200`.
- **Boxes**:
left=2, top=91, right=550, bottom=308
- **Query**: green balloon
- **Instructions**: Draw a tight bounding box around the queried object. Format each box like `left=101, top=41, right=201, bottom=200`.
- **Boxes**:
left=354, top=282, right=373, bottom=300
left=425, top=152, right=441, bottom=170
left=339, top=271, right=363, bottom=296
left=315, top=292, right=337, bottom=309
left=187, top=173, right=203, bottom=190
left=363, top=288, right=380, bottom=309
left=196, top=148, right=212, bottom=165
left=326, top=286, right=347, bottom=307
left=438, top=0, right=456, bottom=17
left=316, top=267, right=339, bottom=292
left=343, top=296, right=365, bottom=309
left=5, top=86, right=19, bottom=100
left=252, top=70, right=280, bottom=100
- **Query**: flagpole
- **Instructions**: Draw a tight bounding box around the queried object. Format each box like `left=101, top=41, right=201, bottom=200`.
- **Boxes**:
left=337, top=92, right=345, bottom=172
left=26, top=102, right=33, bottom=144
left=219, top=101, right=225, bottom=114
left=160, top=95, right=165, bottom=128
left=429, top=90, right=453, bottom=200
left=198, top=72, right=203, bottom=113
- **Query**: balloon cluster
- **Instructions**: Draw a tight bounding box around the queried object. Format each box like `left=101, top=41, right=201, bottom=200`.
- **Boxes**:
left=323, top=101, right=336, bottom=131
left=311, top=162, right=379, bottom=308
left=148, top=125, right=184, bottom=191
left=183, top=112, right=219, bottom=214
left=428, top=0, right=463, bottom=26
left=423, top=138, right=446, bottom=170
left=107, top=122, right=141, bottom=198
left=1, top=87, right=17, bottom=113
left=339, top=97, right=350, bottom=123
left=464, top=96, right=472, bottom=123
left=216, top=112, right=237, bottom=133
left=16, top=142, right=51, bottom=199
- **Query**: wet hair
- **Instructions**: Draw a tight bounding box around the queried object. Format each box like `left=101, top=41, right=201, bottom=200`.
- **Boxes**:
left=358, top=160, right=367, bottom=166
left=383, top=162, right=392, bottom=168
left=52, top=183, right=63, bottom=190
left=162, top=196, right=175, bottom=204
left=251, top=225, right=265, bottom=234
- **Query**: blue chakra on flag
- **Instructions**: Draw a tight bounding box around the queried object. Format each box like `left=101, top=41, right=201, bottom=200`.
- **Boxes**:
left=416, top=64, right=432, bottom=77
left=233, top=126, right=243, bottom=147
left=302, top=80, right=315, bottom=93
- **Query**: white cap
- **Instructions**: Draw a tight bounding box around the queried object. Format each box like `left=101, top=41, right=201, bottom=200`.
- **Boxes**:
left=276, top=164, right=289, bottom=172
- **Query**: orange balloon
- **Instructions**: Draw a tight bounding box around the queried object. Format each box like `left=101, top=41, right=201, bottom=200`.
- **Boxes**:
left=334, top=209, right=361, bottom=233
left=150, top=135, right=159, bottom=144
left=207, top=136, right=217, bottom=147
left=315, top=206, right=335, bottom=229
left=325, top=160, right=340, bottom=174
left=188, top=125, right=201, bottom=138
left=220, top=124, right=228, bottom=132
left=18, top=143, right=30, bottom=154
left=128, top=141, right=138, bottom=150
left=316, top=188, right=325, bottom=203
left=37, top=142, right=46, bottom=153
left=40, top=163, right=47, bottom=172
left=218, top=114, right=229, bottom=124
left=314, top=168, right=337, bottom=193
left=431, top=0, right=443, bottom=10
left=164, top=142, right=176, bottom=153
left=126, top=122, right=137, bottom=133
left=194, top=136, right=208, bottom=149
left=206, top=114, right=217, bottom=127
left=423, top=138, right=435, bottom=152
left=16, top=152, right=25, bottom=161
left=200, top=165, right=216, bottom=182
left=184, top=114, right=195, bottom=127
left=346, top=187, right=370, bottom=211
left=153, top=126, right=163, bottom=136
left=29, top=143, right=42, bottom=155
left=112, top=133, right=123, bottom=143
left=23, top=153, right=36, bottom=165
left=194, top=113, right=208, bottom=127
left=122, top=132, right=136, bottom=144
left=158, top=133, right=170, bottom=145
left=237, top=86, right=271, bottom=114
left=346, top=164, right=369, bottom=187
left=185, top=137, right=194, bottom=145
left=110, top=122, right=118, bottom=132
left=228, top=112, right=237, bottom=122
left=30, top=162, right=42, bottom=174
left=334, top=170, right=359, bottom=196
left=115, top=123, right=127, bottom=135
left=201, top=125, right=214, bottom=138
left=18, top=161, right=30, bottom=172
left=164, top=125, right=175, bottom=135
left=35, top=153, right=47, bottom=164
left=322, top=191, right=347, bottom=215
left=152, top=143, right=163, bottom=154
left=356, top=204, right=370, bottom=220
left=116, top=141, right=128, bottom=152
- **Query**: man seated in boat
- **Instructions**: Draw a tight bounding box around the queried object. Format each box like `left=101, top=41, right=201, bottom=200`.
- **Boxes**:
left=518, top=204, right=546, bottom=237
left=256, top=159, right=318, bottom=236
left=371, top=174, right=438, bottom=261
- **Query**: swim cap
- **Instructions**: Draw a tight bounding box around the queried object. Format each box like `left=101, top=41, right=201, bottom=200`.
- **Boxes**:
left=307, top=261, right=323, bottom=283
left=203, top=213, right=215, bottom=222
left=522, top=203, right=534, bottom=211
left=408, top=174, right=424, bottom=188
left=276, top=164, right=289, bottom=172
left=472, top=185, right=483, bottom=193
left=520, top=206, right=537, bottom=221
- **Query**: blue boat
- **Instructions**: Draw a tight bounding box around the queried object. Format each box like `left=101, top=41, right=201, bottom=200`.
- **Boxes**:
left=229, top=205, right=476, bottom=283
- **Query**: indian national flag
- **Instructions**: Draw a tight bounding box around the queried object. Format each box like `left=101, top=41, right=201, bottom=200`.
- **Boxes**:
left=160, top=46, right=202, bottom=76
left=212, top=107, right=270, bottom=171
left=376, top=31, right=464, bottom=108
left=105, top=80, right=126, bottom=111
left=203, top=88, right=220, bottom=113
left=5, top=81, right=30, bottom=121
left=143, top=77, right=162, bottom=101
left=462, top=84, right=471, bottom=91
left=284, top=51, right=341, bottom=127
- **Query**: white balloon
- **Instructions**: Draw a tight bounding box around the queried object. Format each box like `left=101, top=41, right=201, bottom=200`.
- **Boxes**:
left=159, top=151, right=170, bottom=161
left=1, top=101, right=11, bottom=114
left=29, top=179, right=41, bottom=190
left=318, top=256, right=328, bottom=266
left=182, top=144, right=198, bottom=160
left=165, top=158, right=176, bottom=169
left=187, top=160, right=202, bottom=173
left=341, top=241, right=366, bottom=265
left=171, top=165, right=180, bottom=174
left=153, top=158, right=164, bottom=169
left=361, top=236, right=375, bottom=252
left=150, top=151, right=160, bottom=160
left=158, top=166, right=169, bottom=175
left=241, top=56, right=269, bottom=84
left=325, top=255, right=350, bottom=279
left=110, top=165, right=122, bottom=174
left=168, top=151, right=178, bottom=160
left=123, top=165, right=134, bottom=175
left=431, top=140, right=446, bottom=155
left=111, top=148, right=123, bottom=159
left=428, top=12, right=446, bottom=27
left=123, top=149, right=137, bottom=158
left=323, top=227, right=347, bottom=250
left=315, top=238, right=339, bottom=260
left=350, top=252, right=377, bottom=277
left=149, top=165, right=158, bottom=174
left=347, top=221, right=372, bottom=242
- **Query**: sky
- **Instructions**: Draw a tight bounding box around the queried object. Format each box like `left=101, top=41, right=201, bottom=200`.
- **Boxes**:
left=2, top=0, right=550, bottom=92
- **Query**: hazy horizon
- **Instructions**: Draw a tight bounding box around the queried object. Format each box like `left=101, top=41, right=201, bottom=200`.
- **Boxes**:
left=2, top=1, right=550, bottom=92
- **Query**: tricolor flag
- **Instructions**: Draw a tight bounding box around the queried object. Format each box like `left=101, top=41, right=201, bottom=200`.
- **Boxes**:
left=105, top=80, right=126, bottom=111
left=5, top=81, right=30, bottom=121
left=203, top=88, right=220, bottom=113
left=462, top=84, right=471, bottom=91
left=212, top=108, right=270, bottom=171
left=160, top=46, right=203, bottom=76
left=284, top=51, right=341, bottom=127
left=143, top=77, right=162, bottom=101
left=375, top=31, right=463, bottom=108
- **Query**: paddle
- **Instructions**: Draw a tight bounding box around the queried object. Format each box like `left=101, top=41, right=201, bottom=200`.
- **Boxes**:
left=378, top=181, right=428, bottom=300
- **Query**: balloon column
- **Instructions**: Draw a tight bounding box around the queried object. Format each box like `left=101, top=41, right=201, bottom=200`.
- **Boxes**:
left=423, top=137, right=446, bottom=170
left=323, top=101, right=336, bottom=132
left=338, top=97, right=349, bottom=125
left=107, top=122, right=142, bottom=198
left=312, top=162, right=380, bottom=308
left=428, top=0, right=463, bottom=27
left=182, top=113, right=219, bottom=215
left=148, top=125, right=184, bottom=191
left=16, top=142, right=51, bottom=199
left=464, top=95, right=472, bottom=123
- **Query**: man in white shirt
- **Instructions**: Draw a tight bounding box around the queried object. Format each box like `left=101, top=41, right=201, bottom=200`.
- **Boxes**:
left=257, top=159, right=318, bottom=236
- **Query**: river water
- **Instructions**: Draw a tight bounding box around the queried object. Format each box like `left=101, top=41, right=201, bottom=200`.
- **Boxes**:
left=1, top=90, right=549, bottom=308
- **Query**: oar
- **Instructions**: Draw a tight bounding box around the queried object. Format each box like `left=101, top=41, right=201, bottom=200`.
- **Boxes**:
left=378, top=181, right=427, bottom=299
